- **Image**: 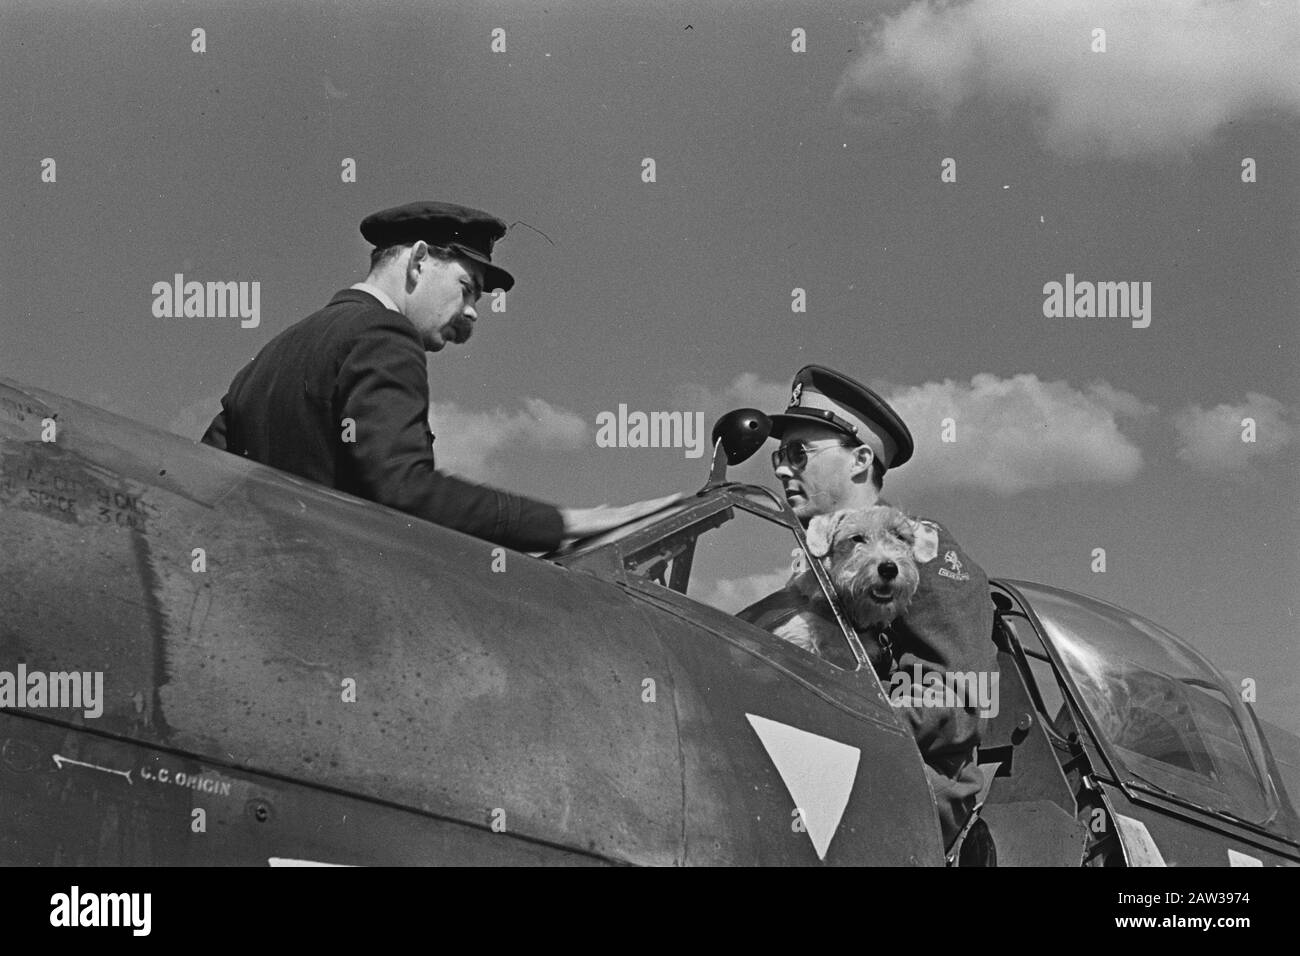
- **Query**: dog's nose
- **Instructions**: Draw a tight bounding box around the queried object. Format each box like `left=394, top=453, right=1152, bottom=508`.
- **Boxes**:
left=878, top=560, right=898, bottom=581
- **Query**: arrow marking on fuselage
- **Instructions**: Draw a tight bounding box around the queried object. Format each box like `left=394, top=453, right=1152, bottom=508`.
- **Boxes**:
left=52, top=754, right=133, bottom=785
left=745, top=713, right=860, bottom=861
left=268, top=857, right=353, bottom=867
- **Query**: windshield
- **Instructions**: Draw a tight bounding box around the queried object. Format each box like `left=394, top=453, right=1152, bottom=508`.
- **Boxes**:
left=553, top=483, right=861, bottom=670
left=1015, top=581, right=1281, bottom=829
left=551, top=485, right=786, bottom=561
left=551, top=497, right=700, bottom=559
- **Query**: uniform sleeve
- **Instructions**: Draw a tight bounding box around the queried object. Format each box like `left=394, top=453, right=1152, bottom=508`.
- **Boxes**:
left=333, top=320, right=565, bottom=551
left=887, top=520, right=998, bottom=760
left=199, top=396, right=229, bottom=450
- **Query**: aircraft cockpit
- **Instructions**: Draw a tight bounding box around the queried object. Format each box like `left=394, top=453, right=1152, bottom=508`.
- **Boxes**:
left=1004, top=580, right=1300, bottom=845
left=553, top=481, right=867, bottom=672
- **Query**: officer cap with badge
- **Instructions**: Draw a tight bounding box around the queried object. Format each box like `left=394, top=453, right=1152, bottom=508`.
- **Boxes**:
left=769, top=365, right=914, bottom=474
left=360, top=200, right=515, bottom=293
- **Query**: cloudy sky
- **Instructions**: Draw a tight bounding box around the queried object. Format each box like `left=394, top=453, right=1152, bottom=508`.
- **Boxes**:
left=2, top=0, right=1298, bottom=732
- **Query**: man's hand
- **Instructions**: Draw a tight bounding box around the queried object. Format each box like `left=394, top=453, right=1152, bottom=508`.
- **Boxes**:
left=560, top=493, right=685, bottom=539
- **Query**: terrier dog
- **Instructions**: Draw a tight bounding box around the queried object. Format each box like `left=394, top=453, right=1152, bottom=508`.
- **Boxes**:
left=762, top=506, right=922, bottom=671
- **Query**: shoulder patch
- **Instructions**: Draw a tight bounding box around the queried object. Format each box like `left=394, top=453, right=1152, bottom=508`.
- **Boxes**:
left=937, top=548, right=972, bottom=582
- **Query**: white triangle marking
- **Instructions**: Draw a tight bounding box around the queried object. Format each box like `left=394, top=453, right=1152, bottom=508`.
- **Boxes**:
left=746, top=713, right=861, bottom=860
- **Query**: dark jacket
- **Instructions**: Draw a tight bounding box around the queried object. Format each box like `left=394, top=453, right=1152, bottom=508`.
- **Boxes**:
left=882, top=513, right=998, bottom=762
left=201, top=289, right=565, bottom=551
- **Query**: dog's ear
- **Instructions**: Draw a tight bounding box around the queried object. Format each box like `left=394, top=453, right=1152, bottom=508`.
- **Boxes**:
left=908, top=517, right=940, bottom=563
left=889, top=509, right=916, bottom=545
left=805, top=510, right=846, bottom=559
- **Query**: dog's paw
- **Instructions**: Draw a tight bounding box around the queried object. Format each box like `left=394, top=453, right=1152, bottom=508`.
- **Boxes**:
left=772, top=615, right=822, bottom=654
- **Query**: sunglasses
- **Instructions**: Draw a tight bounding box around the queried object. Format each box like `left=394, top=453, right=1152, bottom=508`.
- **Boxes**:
left=771, top=438, right=851, bottom=470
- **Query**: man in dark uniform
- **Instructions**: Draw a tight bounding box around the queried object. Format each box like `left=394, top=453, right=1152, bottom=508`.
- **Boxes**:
left=201, top=201, right=672, bottom=551
left=754, top=365, right=997, bottom=854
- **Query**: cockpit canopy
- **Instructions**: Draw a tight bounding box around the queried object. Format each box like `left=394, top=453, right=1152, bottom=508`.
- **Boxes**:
left=1016, top=580, right=1294, bottom=837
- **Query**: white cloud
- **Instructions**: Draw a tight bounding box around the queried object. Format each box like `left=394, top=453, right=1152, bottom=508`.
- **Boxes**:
left=836, top=0, right=1300, bottom=159
left=884, top=373, right=1153, bottom=495
left=699, top=567, right=792, bottom=615
left=1172, top=392, right=1295, bottom=473
left=674, top=372, right=791, bottom=420
left=676, top=371, right=1153, bottom=495
left=428, top=398, right=588, bottom=481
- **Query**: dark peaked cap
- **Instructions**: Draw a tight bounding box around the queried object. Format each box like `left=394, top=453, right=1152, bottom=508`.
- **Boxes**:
left=768, top=364, right=914, bottom=470
left=360, top=201, right=515, bottom=292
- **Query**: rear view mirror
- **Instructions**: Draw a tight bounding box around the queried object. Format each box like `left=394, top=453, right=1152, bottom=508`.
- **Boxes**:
left=707, top=408, right=771, bottom=483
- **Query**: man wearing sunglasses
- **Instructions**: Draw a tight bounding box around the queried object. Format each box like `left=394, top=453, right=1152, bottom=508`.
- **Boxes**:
left=753, top=365, right=998, bottom=858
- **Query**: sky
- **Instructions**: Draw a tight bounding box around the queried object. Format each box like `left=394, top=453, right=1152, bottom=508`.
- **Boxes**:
left=2, top=0, right=1298, bottom=733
